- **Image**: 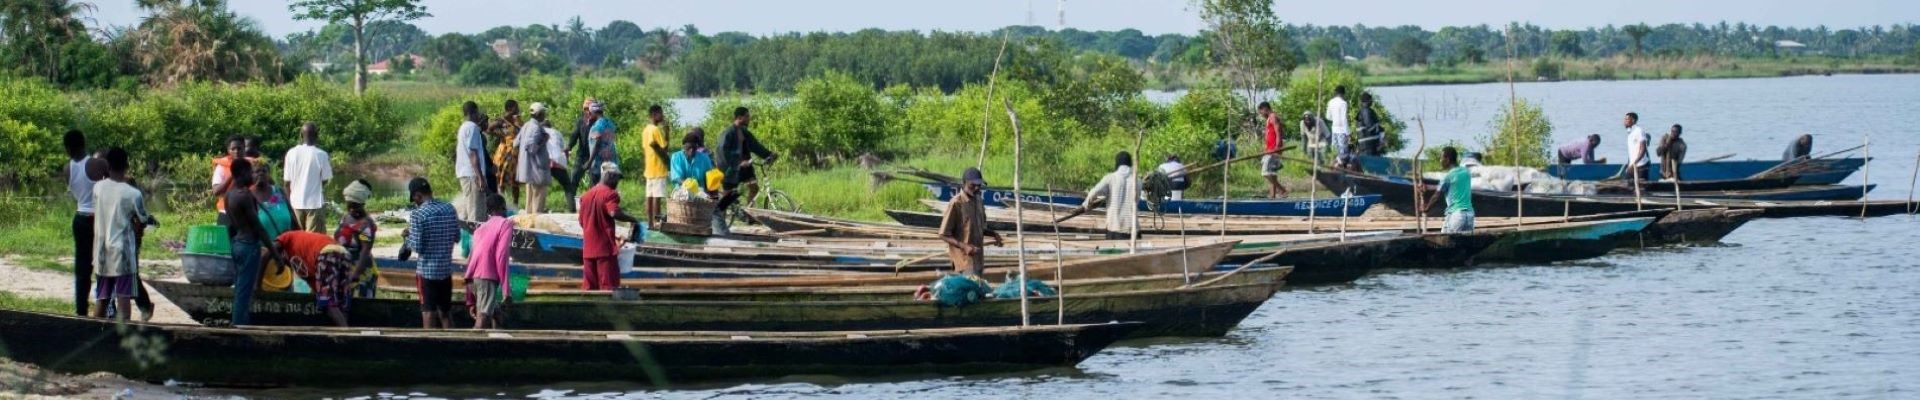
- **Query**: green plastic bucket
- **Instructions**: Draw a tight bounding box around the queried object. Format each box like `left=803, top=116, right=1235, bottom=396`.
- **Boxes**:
left=509, top=273, right=530, bottom=303
left=186, top=225, right=231, bottom=255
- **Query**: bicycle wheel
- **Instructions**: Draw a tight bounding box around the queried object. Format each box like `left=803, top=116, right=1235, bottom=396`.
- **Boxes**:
left=763, top=190, right=799, bottom=213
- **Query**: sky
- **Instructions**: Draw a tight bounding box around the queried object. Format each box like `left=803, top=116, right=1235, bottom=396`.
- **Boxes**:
left=84, top=0, right=1920, bottom=38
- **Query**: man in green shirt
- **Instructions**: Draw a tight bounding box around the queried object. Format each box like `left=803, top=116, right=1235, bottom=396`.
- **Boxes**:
left=1419, top=147, right=1475, bottom=233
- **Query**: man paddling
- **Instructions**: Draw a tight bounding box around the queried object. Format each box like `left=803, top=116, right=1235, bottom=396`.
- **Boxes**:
left=1418, top=147, right=1475, bottom=233
left=938, top=168, right=1005, bottom=276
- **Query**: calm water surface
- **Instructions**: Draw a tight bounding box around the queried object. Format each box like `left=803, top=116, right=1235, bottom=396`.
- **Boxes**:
left=250, top=75, right=1918, bottom=399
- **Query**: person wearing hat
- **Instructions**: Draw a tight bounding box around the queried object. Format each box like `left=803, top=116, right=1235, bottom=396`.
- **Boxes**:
left=283, top=122, right=333, bottom=233
left=516, top=102, right=554, bottom=213
left=401, top=177, right=460, bottom=329
left=1155, top=155, right=1189, bottom=200
left=1417, top=146, right=1475, bottom=233
left=333, top=179, right=379, bottom=299
left=578, top=162, right=644, bottom=290
left=1076, top=151, right=1141, bottom=240
left=938, top=167, right=1005, bottom=276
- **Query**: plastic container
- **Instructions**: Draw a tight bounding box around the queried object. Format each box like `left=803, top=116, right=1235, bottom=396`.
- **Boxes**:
left=260, top=259, right=294, bottom=292
left=180, top=252, right=234, bottom=285
left=509, top=273, right=530, bottom=303
left=185, top=225, right=231, bottom=255
left=616, top=243, right=637, bottom=274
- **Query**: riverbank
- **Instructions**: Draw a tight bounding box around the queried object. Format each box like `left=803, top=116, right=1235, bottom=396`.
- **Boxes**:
left=1357, top=55, right=1920, bottom=87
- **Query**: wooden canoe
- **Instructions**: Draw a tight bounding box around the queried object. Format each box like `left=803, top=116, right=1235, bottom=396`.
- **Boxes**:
left=1472, top=217, right=1655, bottom=262
left=1594, top=175, right=1800, bottom=193
left=375, top=267, right=1294, bottom=303
left=378, top=240, right=1240, bottom=291
left=1319, top=168, right=1915, bottom=218
left=151, top=274, right=1284, bottom=339
left=0, top=308, right=1137, bottom=387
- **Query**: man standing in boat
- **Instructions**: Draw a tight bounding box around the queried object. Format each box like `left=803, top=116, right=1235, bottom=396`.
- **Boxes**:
left=1079, top=152, right=1140, bottom=240
left=938, top=168, right=1005, bottom=276
left=1659, top=124, right=1688, bottom=181
left=402, top=177, right=460, bottom=329
left=580, top=163, right=646, bottom=290
left=1622, top=112, right=1651, bottom=181
left=1258, top=102, right=1288, bottom=198
left=1326, top=86, right=1351, bottom=164
left=1418, top=147, right=1475, bottom=233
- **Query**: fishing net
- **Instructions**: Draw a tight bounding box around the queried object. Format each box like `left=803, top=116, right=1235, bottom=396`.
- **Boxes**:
left=929, top=274, right=991, bottom=307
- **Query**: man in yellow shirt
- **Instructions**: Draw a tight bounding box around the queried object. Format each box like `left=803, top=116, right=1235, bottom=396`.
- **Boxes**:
left=642, top=105, right=672, bottom=226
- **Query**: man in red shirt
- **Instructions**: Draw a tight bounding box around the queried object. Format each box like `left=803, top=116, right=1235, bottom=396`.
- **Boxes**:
left=1258, top=102, right=1289, bottom=198
left=578, top=162, right=644, bottom=290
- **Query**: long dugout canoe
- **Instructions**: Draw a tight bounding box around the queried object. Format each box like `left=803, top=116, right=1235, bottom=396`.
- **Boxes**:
left=1356, top=155, right=1867, bottom=185
left=1318, top=168, right=1916, bottom=219
left=377, top=241, right=1239, bottom=291
left=924, top=183, right=1380, bottom=217
left=0, top=308, right=1136, bottom=387
left=151, top=275, right=1285, bottom=339
left=373, top=267, right=1294, bottom=303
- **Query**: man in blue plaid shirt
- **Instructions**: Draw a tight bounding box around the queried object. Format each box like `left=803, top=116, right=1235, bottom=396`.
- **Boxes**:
left=403, top=177, right=460, bottom=329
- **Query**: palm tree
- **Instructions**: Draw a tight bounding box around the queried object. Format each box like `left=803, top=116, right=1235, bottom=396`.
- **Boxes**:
left=131, top=0, right=278, bottom=86
left=1623, top=23, right=1652, bottom=58
left=0, top=0, right=97, bottom=82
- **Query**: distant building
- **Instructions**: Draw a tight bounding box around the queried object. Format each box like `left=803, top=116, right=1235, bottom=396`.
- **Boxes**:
left=366, top=54, right=426, bottom=75
left=491, top=39, right=520, bottom=59
left=1775, top=40, right=1807, bottom=49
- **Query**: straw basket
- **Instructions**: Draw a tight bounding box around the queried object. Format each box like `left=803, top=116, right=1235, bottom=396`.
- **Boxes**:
left=661, top=197, right=715, bottom=236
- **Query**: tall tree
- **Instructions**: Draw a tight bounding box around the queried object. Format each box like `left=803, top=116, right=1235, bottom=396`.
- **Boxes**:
left=1622, top=23, right=1652, bottom=58
left=288, top=0, right=429, bottom=95
left=1193, top=0, right=1298, bottom=104
left=0, top=0, right=96, bottom=83
left=131, top=0, right=282, bottom=86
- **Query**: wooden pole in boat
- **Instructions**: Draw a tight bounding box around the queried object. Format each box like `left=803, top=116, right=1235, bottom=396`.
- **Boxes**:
left=1048, top=183, right=1065, bottom=325
left=1861, top=135, right=1871, bottom=219
left=1673, top=178, right=1683, bottom=211
left=1178, top=208, right=1191, bottom=284
left=975, top=30, right=1011, bottom=169
left=1503, top=26, right=1525, bottom=227
left=1131, top=124, right=1145, bottom=254
left=1414, top=117, right=1428, bottom=233
left=1004, top=100, right=1029, bottom=327
left=1907, top=149, right=1918, bottom=215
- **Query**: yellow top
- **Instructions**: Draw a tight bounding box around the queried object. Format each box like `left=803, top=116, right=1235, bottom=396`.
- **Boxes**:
left=641, top=123, right=669, bottom=179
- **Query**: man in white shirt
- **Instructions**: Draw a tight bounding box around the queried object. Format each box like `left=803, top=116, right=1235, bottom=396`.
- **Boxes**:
left=283, top=123, right=333, bottom=232
left=1325, top=85, right=1351, bottom=160
left=92, top=148, right=154, bottom=321
left=1156, top=155, right=1189, bottom=200
left=454, top=101, right=488, bottom=222
left=1622, top=112, right=1651, bottom=181
left=516, top=103, right=554, bottom=213
left=1080, top=152, right=1139, bottom=240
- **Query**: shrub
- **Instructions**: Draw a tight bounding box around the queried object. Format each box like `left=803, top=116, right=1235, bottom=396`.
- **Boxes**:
left=1532, top=58, right=1564, bottom=80
left=0, top=77, right=77, bottom=183
left=1478, top=98, right=1553, bottom=168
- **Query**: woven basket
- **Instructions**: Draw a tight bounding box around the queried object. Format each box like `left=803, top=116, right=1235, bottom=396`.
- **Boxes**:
left=662, top=198, right=715, bottom=236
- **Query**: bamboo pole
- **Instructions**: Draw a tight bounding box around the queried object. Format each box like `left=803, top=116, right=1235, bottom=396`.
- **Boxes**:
left=1048, top=183, right=1065, bottom=325
left=1503, top=26, right=1524, bottom=226
left=1131, top=125, right=1144, bottom=254
left=1413, top=117, right=1428, bottom=233
left=1861, top=135, right=1871, bottom=219
left=975, top=31, right=1011, bottom=168
left=1004, top=100, right=1028, bottom=327
left=1178, top=208, right=1191, bottom=284
left=1907, top=149, right=1918, bottom=215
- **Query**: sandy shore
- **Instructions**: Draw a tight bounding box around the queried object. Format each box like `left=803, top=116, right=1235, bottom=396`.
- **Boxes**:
left=0, top=257, right=194, bottom=325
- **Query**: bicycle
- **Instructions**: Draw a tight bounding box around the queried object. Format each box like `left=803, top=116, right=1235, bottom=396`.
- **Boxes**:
left=726, top=158, right=799, bottom=227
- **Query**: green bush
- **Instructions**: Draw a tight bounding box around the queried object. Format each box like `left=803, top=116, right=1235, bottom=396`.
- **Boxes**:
left=0, top=76, right=77, bottom=183
left=1277, top=65, right=1408, bottom=153
left=1531, top=58, right=1564, bottom=80
left=1478, top=98, right=1553, bottom=168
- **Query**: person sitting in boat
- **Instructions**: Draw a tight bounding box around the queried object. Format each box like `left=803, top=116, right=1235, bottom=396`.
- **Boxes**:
left=466, top=193, right=514, bottom=329
left=1784, top=134, right=1813, bottom=161
left=1659, top=124, right=1688, bottom=181
left=1555, top=134, right=1607, bottom=165
left=938, top=167, right=1005, bottom=276
left=1078, top=152, right=1140, bottom=240
left=273, top=230, right=355, bottom=327
left=1156, top=155, right=1190, bottom=200
left=1417, top=147, right=1475, bottom=233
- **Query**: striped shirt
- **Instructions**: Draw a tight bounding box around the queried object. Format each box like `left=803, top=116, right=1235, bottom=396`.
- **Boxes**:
left=406, top=200, right=460, bottom=280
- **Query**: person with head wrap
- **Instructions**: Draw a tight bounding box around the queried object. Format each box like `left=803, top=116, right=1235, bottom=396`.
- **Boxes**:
left=333, top=179, right=379, bottom=298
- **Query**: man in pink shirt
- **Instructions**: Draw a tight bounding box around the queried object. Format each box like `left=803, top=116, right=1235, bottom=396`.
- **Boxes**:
left=464, top=194, right=514, bottom=329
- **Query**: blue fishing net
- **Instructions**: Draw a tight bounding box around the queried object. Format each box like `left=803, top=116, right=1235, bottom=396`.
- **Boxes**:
left=930, top=274, right=991, bottom=307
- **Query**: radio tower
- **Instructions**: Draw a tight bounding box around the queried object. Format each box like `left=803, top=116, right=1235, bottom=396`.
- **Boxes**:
left=1027, top=0, right=1035, bottom=26
left=1056, top=0, right=1066, bottom=29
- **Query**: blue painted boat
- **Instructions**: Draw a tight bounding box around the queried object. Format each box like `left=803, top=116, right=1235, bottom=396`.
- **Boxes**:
left=926, top=184, right=1379, bottom=217
left=1355, top=155, right=1867, bottom=185
left=1473, top=217, right=1655, bottom=263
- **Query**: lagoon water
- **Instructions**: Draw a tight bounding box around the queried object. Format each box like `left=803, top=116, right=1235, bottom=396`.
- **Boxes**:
left=251, top=75, right=1919, bottom=399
